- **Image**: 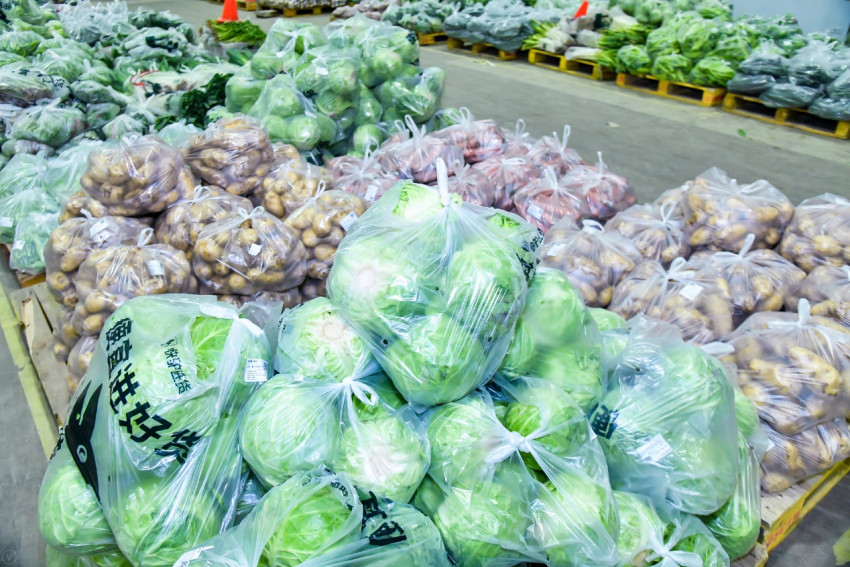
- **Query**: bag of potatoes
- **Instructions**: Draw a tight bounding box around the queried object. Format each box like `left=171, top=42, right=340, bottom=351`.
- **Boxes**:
left=609, top=258, right=735, bottom=344
left=192, top=206, right=306, bottom=295
left=760, top=418, right=850, bottom=493
left=540, top=219, right=641, bottom=307
left=154, top=186, right=253, bottom=260
left=79, top=135, right=195, bottom=216
left=52, top=307, right=80, bottom=362
left=723, top=299, right=850, bottom=437
left=185, top=116, right=275, bottom=196
left=45, top=214, right=150, bottom=309
left=526, top=125, right=584, bottom=175
left=251, top=157, right=333, bottom=219
left=58, top=191, right=109, bottom=223
left=778, top=193, right=850, bottom=272
left=786, top=265, right=850, bottom=327
left=300, top=277, right=327, bottom=301
left=559, top=152, right=636, bottom=222
left=606, top=202, right=690, bottom=267
left=680, top=167, right=794, bottom=253
left=328, top=150, right=399, bottom=204
left=472, top=153, right=540, bottom=211
left=512, top=166, right=587, bottom=233
left=67, top=335, right=97, bottom=392
left=73, top=228, right=197, bottom=336
left=217, top=288, right=302, bottom=310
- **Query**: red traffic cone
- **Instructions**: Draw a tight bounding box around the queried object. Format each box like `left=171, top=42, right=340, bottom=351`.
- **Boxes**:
left=573, top=0, right=589, bottom=18
left=218, top=0, right=239, bottom=22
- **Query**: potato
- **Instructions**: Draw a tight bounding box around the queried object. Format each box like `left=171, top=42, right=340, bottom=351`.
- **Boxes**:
left=786, top=266, right=850, bottom=327
left=779, top=194, right=850, bottom=273
left=217, top=288, right=302, bottom=310
left=67, top=335, right=98, bottom=392
left=251, top=157, right=333, bottom=219
left=51, top=307, right=79, bottom=362
left=59, top=191, right=109, bottom=223
left=606, top=203, right=690, bottom=268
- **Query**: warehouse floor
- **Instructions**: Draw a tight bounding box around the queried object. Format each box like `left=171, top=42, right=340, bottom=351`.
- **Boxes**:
left=0, top=1, right=848, bottom=565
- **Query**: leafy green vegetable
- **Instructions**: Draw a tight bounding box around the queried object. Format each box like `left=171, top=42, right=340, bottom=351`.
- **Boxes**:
left=689, top=56, right=736, bottom=86
left=589, top=308, right=626, bottom=332
left=651, top=53, right=694, bottom=82
left=207, top=20, right=266, bottom=47
left=617, top=45, right=652, bottom=75
left=677, top=18, right=717, bottom=60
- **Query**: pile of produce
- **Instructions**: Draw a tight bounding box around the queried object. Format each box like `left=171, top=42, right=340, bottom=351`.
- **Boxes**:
left=332, top=0, right=394, bottom=21
left=382, top=0, right=455, bottom=34
left=443, top=0, right=565, bottom=53
left=259, top=0, right=349, bottom=12
left=522, top=3, right=614, bottom=59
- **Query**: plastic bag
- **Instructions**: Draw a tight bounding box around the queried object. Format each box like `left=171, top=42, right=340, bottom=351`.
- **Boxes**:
left=327, top=172, right=539, bottom=407
left=680, top=167, right=794, bottom=253
left=80, top=136, right=195, bottom=217
left=726, top=72, right=776, bottom=95
left=251, top=158, right=334, bottom=219
left=590, top=316, right=739, bottom=515
left=440, top=159, right=497, bottom=207
left=759, top=82, right=821, bottom=109
left=827, top=68, right=850, bottom=99
left=472, top=153, right=540, bottom=210
left=738, top=40, right=788, bottom=76
left=284, top=189, right=368, bottom=282
left=689, top=56, right=736, bottom=87
left=415, top=377, right=619, bottom=567
left=192, top=207, right=307, bottom=296
left=154, top=120, right=202, bottom=149
left=216, top=289, right=302, bottom=312
left=760, top=418, right=850, bottom=493
left=541, top=219, right=642, bottom=307
left=0, top=152, right=66, bottom=201
left=723, top=300, right=850, bottom=437
left=779, top=193, right=850, bottom=272
left=52, top=306, right=80, bottom=363
left=616, top=44, right=651, bottom=75
left=502, top=118, right=537, bottom=157
left=788, top=41, right=834, bottom=87
left=526, top=125, right=583, bottom=175
left=72, top=229, right=197, bottom=336
left=46, top=215, right=150, bottom=309
left=185, top=117, right=275, bottom=196
left=809, top=96, right=850, bottom=121
left=692, top=234, right=806, bottom=326
left=0, top=187, right=59, bottom=244
left=512, top=167, right=587, bottom=233
left=378, top=116, right=463, bottom=184
left=606, top=202, right=690, bottom=267
left=8, top=100, right=85, bottom=148
left=154, top=186, right=252, bottom=260
left=432, top=107, right=505, bottom=163
left=786, top=266, right=850, bottom=327
left=51, top=295, right=272, bottom=566
left=58, top=191, right=110, bottom=224
left=560, top=152, right=636, bottom=222
left=67, top=335, right=98, bottom=390
left=651, top=53, right=694, bottom=83
left=9, top=210, right=59, bottom=274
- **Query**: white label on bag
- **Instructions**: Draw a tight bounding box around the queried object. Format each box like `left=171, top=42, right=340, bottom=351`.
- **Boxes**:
left=89, top=218, right=110, bottom=237
left=635, top=434, right=673, bottom=464
left=248, top=243, right=263, bottom=256
left=146, top=260, right=165, bottom=277
left=12, top=240, right=23, bottom=251
left=546, top=243, right=565, bottom=257
left=174, top=546, right=214, bottom=567
left=317, top=66, right=329, bottom=76
left=244, top=359, right=269, bottom=383
left=0, top=217, right=12, bottom=228
left=679, top=283, right=703, bottom=301
left=365, top=184, right=379, bottom=201
left=527, top=204, right=544, bottom=220
left=340, top=212, right=358, bottom=231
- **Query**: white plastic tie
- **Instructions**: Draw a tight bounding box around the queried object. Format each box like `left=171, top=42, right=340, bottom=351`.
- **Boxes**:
left=136, top=227, right=153, bottom=247
left=80, top=208, right=93, bottom=220
left=435, top=158, right=451, bottom=206
left=700, top=342, right=735, bottom=357
left=667, top=257, right=695, bottom=282
left=581, top=219, right=604, bottom=233
left=843, top=265, right=850, bottom=282
left=341, top=376, right=379, bottom=407
left=797, top=298, right=811, bottom=326
left=658, top=200, right=677, bottom=224
left=557, top=124, right=571, bottom=152
left=737, top=233, right=756, bottom=257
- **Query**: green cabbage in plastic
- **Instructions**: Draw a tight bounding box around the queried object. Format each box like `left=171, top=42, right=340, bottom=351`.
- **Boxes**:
left=589, top=308, right=626, bottom=332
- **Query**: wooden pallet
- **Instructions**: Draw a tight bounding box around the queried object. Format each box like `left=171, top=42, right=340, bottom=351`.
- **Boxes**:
left=280, top=4, right=332, bottom=16
left=527, top=49, right=614, bottom=81
left=722, top=93, right=850, bottom=140
left=1, top=244, right=46, bottom=288
left=447, top=37, right=519, bottom=61
left=417, top=31, right=448, bottom=46
left=616, top=73, right=726, bottom=107
left=237, top=0, right=258, bottom=9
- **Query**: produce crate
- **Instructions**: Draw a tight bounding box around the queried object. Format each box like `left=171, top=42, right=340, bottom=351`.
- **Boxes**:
left=616, top=73, right=726, bottom=107
left=1, top=244, right=46, bottom=288
left=723, top=93, right=850, bottom=141
left=417, top=31, right=448, bottom=46
left=447, top=37, right=520, bottom=61
left=527, top=49, right=614, bottom=81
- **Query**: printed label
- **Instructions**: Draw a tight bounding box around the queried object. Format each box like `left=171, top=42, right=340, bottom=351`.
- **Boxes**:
left=89, top=218, right=110, bottom=237
left=545, top=243, right=565, bottom=257
left=635, top=434, right=673, bottom=464
left=316, top=66, right=329, bottom=76
left=12, top=240, right=24, bottom=251
left=340, top=212, right=358, bottom=231
left=679, top=283, right=703, bottom=301
left=248, top=243, right=263, bottom=256
left=0, top=217, right=12, bottom=228
left=365, top=184, right=379, bottom=201
left=244, top=359, right=269, bottom=383
left=527, top=204, right=544, bottom=220
left=146, top=260, right=165, bottom=277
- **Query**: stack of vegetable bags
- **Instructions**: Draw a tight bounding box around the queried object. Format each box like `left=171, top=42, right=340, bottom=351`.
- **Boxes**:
left=522, top=3, right=611, bottom=59
left=259, top=0, right=349, bottom=12
left=444, top=0, right=563, bottom=53
left=332, top=0, right=394, bottom=22
left=382, top=0, right=456, bottom=35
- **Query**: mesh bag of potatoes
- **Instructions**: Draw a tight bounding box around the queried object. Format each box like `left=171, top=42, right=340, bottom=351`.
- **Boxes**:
left=251, top=158, right=333, bottom=219
left=540, top=218, right=641, bottom=307
left=284, top=188, right=368, bottom=283
left=778, top=193, right=850, bottom=272
left=680, top=167, right=794, bottom=253
left=184, top=116, right=275, bottom=196
left=606, top=202, right=690, bottom=267
left=786, top=266, right=850, bottom=327
left=760, top=418, right=850, bottom=493
left=154, top=186, right=253, bottom=260
left=52, top=307, right=80, bottom=362
left=67, top=335, right=98, bottom=392
left=79, top=135, right=195, bottom=216
left=692, top=233, right=806, bottom=327
left=192, top=206, right=306, bottom=295
left=609, top=258, right=735, bottom=345
left=723, top=299, right=850, bottom=437
left=512, top=166, right=587, bottom=233
left=72, top=228, right=197, bottom=336
left=45, top=214, right=150, bottom=310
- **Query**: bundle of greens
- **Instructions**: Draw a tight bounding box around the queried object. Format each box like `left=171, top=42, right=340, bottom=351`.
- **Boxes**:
left=206, top=20, right=266, bottom=47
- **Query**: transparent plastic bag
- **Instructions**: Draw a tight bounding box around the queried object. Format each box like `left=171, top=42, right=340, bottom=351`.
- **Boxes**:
left=786, top=266, right=850, bottom=327
left=726, top=72, right=776, bottom=95
left=327, top=168, right=539, bottom=407
left=55, top=294, right=273, bottom=566
left=512, top=167, right=587, bottom=233
left=415, top=377, right=619, bottom=567
left=759, top=82, right=821, bottom=109
left=778, top=193, right=850, bottom=272
left=502, top=118, right=537, bottom=157
left=59, top=191, right=110, bottom=224
left=284, top=189, right=368, bottom=282
left=154, top=186, right=252, bottom=260
left=67, top=335, right=98, bottom=391
left=610, top=258, right=735, bottom=345
left=440, top=159, right=497, bottom=207
left=192, top=207, right=307, bottom=296
left=809, top=96, right=850, bottom=121
left=9, top=210, right=59, bottom=274
left=760, top=418, right=850, bottom=493
left=0, top=187, right=59, bottom=244
left=590, top=316, right=739, bottom=515
left=680, top=167, right=794, bottom=253
left=154, top=120, right=202, bottom=149
left=216, top=289, right=302, bottom=311
left=472, top=153, right=540, bottom=210
left=724, top=300, right=850, bottom=437
left=541, top=219, right=642, bottom=308
left=52, top=307, right=80, bottom=363
left=185, top=117, right=275, bottom=196
left=251, top=158, right=334, bottom=219
left=738, top=40, right=788, bottom=77
left=72, top=230, right=197, bottom=336
left=432, top=107, right=505, bottom=163
left=46, top=215, right=149, bottom=309
left=8, top=100, right=85, bottom=148
left=80, top=135, right=194, bottom=217
left=788, top=40, right=834, bottom=87
left=606, top=202, right=690, bottom=267
left=527, top=125, right=584, bottom=175
left=692, top=234, right=806, bottom=326
left=378, top=116, right=463, bottom=184
left=560, top=152, right=636, bottom=222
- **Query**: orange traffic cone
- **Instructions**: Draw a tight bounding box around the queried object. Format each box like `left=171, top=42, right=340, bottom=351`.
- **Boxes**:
left=218, top=0, right=239, bottom=22
left=573, top=0, right=589, bottom=17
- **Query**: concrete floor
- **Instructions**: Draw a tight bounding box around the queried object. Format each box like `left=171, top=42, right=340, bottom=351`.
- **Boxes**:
left=1, top=1, right=849, bottom=565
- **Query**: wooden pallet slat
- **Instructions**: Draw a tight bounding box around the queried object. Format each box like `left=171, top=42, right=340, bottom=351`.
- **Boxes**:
left=616, top=73, right=725, bottom=107
left=722, top=93, right=850, bottom=140
left=237, top=0, right=259, bottom=10
left=417, top=31, right=448, bottom=46
left=528, top=49, right=614, bottom=81
left=447, top=37, right=519, bottom=61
